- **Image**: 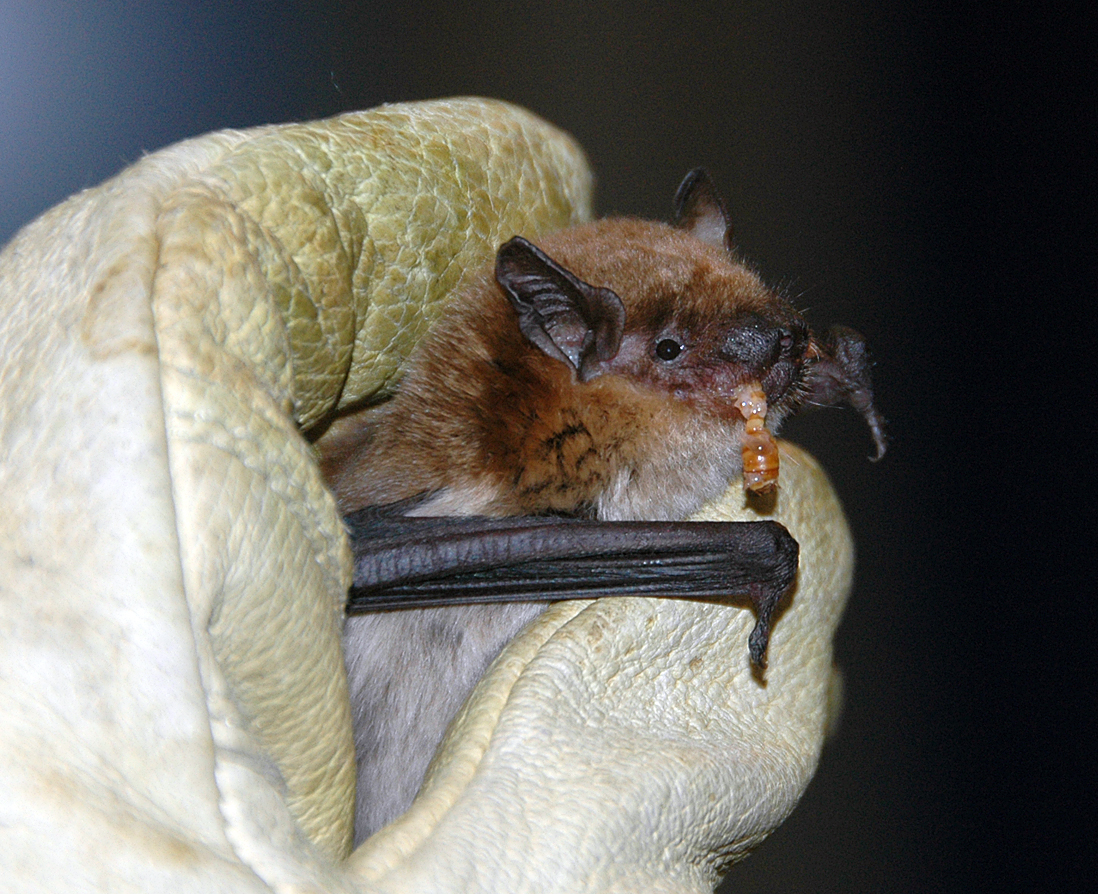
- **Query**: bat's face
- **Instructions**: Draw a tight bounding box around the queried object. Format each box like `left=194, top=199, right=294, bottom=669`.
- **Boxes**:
left=492, top=170, right=883, bottom=518
left=322, top=170, right=882, bottom=521
left=496, top=222, right=815, bottom=515
left=580, top=230, right=815, bottom=433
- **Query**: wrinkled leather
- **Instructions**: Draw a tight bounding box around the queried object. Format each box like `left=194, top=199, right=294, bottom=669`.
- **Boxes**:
left=0, top=98, right=852, bottom=892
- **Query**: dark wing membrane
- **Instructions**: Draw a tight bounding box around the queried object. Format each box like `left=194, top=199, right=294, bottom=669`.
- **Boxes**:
left=345, top=509, right=798, bottom=668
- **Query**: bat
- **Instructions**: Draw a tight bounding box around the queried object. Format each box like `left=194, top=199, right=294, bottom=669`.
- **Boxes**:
left=316, top=169, right=886, bottom=841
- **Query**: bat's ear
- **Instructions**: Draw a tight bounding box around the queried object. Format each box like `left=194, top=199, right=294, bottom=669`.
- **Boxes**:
left=496, top=236, right=626, bottom=380
left=672, top=168, right=734, bottom=254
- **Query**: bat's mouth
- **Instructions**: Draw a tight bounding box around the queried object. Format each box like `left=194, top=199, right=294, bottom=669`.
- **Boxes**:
left=719, top=313, right=809, bottom=414
left=759, top=358, right=805, bottom=412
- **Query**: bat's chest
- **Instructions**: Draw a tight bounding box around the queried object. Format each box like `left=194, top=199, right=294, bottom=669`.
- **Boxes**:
left=501, top=419, right=739, bottom=523
left=508, top=420, right=611, bottom=515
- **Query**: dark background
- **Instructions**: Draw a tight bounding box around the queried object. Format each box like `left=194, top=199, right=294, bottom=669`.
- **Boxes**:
left=2, top=2, right=1088, bottom=889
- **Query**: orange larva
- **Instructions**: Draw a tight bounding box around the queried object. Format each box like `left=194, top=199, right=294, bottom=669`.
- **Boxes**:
left=732, top=383, right=780, bottom=494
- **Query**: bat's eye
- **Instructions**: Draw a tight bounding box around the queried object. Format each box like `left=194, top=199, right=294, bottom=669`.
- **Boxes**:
left=655, top=338, right=683, bottom=361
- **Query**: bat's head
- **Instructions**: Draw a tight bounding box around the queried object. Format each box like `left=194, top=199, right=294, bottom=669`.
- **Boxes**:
left=331, top=170, right=886, bottom=520
left=495, top=170, right=886, bottom=477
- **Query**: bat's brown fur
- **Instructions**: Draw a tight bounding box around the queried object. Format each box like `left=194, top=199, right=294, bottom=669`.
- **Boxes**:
left=321, top=218, right=809, bottom=523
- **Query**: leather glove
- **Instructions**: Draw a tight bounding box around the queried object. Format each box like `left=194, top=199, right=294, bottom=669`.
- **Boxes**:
left=0, top=97, right=852, bottom=893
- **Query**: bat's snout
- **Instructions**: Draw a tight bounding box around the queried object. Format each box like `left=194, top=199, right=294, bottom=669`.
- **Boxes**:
left=719, top=314, right=807, bottom=408
left=718, top=313, right=787, bottom=371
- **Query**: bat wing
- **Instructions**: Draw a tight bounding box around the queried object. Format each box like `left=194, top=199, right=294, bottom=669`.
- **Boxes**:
left=345, top=508, right=799, bottom=668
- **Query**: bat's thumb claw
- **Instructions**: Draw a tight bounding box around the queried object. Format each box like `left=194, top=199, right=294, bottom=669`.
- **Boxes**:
left=748, top=618, right=771, bottom=670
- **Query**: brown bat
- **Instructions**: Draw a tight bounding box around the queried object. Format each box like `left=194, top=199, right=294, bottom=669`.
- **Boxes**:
left=317, top=169, right=886, bottom=842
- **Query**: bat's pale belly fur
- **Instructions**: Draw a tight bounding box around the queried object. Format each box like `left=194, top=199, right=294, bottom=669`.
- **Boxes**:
left=344, top=602, right=545, bottom=841
left=346, top=481, right=553, bottom=840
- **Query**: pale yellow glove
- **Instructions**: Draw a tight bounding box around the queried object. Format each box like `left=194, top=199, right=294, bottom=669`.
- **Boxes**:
left=0, top=97, right=851, bottom=893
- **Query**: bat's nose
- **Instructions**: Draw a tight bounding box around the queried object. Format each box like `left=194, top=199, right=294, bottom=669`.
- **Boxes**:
left=719, top=314, right=788, bottom=372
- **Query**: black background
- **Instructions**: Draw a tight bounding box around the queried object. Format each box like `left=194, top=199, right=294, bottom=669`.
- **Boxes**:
left=2, top=2, right=1089, bottom=889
